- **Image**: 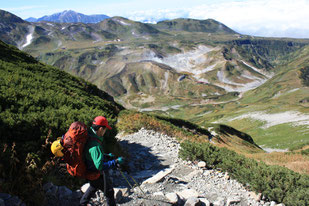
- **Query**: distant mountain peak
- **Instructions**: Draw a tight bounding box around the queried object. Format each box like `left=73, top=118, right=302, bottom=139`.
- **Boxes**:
left=25, top=10, right=109, bottom=23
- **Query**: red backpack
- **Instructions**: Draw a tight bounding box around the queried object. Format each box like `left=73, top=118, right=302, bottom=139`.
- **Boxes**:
left=60, top=121, right=100, bottom=180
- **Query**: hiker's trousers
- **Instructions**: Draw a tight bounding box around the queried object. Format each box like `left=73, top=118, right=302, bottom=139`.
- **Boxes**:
left=80, top=171, right=116, bottom=206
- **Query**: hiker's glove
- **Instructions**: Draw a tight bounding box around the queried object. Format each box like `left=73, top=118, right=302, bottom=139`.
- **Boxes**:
left=116, top=157, right=124, bottom=165
left=116, top=157, right=131, bottom=174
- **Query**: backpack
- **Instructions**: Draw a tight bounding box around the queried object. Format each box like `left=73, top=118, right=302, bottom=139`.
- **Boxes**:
left=60, top=121, right=100, bottom=180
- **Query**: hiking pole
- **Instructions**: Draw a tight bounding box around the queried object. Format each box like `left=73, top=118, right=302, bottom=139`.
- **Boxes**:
left=128, top=174, right=146, bottom=196
left=119, top=170, right=134, bottom=189
left=119, top=170, right=146, bottom=196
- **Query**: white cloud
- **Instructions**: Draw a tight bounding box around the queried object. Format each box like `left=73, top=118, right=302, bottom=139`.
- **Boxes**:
left=125, top=0, right=309, bottom=38
left=127, top=9, right=189, bottom=23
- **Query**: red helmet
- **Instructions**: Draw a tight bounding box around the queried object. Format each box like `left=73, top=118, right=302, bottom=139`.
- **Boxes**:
left=93, top=116, right=112, bottom=130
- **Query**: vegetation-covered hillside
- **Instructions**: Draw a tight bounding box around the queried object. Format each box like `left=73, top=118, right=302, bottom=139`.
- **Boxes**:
left=0, top=40, right=123, bottom=204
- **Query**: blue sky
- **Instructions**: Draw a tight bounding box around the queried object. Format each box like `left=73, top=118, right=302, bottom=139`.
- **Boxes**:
left=2, top=0, right=309, bottom=38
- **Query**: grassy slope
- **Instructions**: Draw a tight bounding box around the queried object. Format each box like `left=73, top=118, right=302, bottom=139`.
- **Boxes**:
left=0, top=40, right=124, bottom=204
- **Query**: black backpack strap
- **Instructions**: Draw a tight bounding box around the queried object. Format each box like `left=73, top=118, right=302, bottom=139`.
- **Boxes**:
left=90, top=137, right=102, bottom=144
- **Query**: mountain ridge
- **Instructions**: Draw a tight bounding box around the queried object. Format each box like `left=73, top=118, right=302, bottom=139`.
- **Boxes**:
left=25, top=10, right=110, bottom=23
left=155, top=18, right=237, bottom=34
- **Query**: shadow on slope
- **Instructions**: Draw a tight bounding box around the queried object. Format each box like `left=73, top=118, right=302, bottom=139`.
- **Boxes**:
left=113, top=140, right=168, bottom=204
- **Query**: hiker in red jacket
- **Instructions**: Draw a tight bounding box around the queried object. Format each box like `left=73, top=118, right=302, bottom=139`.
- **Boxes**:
left=80, top=116, right=124, bottom=206
left=51, top=116, right=124, bottom=206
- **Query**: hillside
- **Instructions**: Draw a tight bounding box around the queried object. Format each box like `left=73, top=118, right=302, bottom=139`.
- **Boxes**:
left=154, top=18, right=237, bottom=34
left=1, top=9, right=308, bottom=152
left=1, top=9, right=309, bottom=155
left=0, top=9, right=30, bottom=47
left=0, top=40, right=123, bottom=204
left=0, top=38, right=264, bottom=204
left=0, top=35, right=308, bottom=206
left=186, top=44, right=309, bottom=151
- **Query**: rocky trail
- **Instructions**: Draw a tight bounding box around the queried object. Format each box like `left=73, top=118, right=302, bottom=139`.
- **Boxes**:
left=41, top=128, right=285, bottom=206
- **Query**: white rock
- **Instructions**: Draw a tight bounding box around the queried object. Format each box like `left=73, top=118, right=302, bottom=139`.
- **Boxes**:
left=197, top=161, right=206, bottom=168
left=213, top=197, right=225, bottom=206
left=199, top=198, right=211, bottom=206
left=227, top=197, right=241, bottom=206
left=177, top=189, right=199, bottom=200
left=184, top=197, right=201, bottom=206
left=271, top=201, right=276, bottom=206
left=142, top=165, right=175, bottom=184
left=153, top=192, right=164, bottom=197
left=249, top=191, right=262, bottom=201
left=276, top=204, right=285, bottom=206
left=114, top=188, right=123, bottom=202
left=81, top=183, right=90, bottom=193
left=185, top=170, right=201, bottom=181
left=120, top=188, right=129, bottom=197
left=165, top=192, right=180, bottom=204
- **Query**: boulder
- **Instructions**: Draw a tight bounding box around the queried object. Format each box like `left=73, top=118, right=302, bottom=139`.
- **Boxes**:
left=142, top=165, right=175, bottom=184
left=249, top=191, right=262, bottom=201
left=199, top=198, right=210, bottom=206
left=184, top=197, right=201, bottom=206
left=185, top=170, right=201, bottom=181
left=227, top=197, right=241, bottom=205
left=153, top=192, right=165, bottom=197
left=114, top=188, right=123, bottom=203
left=81, top=183, right=90, bottom=193
left=197, top=161, right=206, bottom=168
left=177, top=189, right=199, bottom=200
left=165, top=192, right=180, bottom=204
